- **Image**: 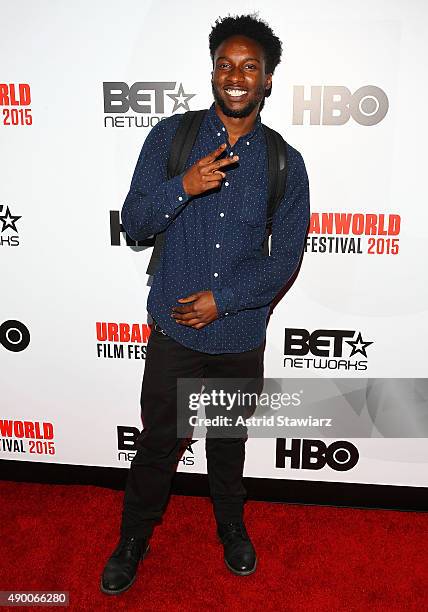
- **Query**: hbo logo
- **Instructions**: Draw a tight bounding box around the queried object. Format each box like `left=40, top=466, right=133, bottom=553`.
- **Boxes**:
left=0, top=320, right=30, bottom=352
left=276, top=438, right=359, bottom=471
left=293, top=85, right=389, bottom=126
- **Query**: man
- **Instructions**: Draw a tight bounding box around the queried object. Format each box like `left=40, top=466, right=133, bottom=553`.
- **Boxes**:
left=101, top=13, right=309, bottom=595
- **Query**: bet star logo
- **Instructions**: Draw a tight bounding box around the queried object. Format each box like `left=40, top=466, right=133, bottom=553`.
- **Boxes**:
left=0, top=205, right=21, bottom=233
left=167, top=83, right=196, bottom=113
left=184, top=439, right=198, bottom=454
left=345, top=332, right=374, bottom=358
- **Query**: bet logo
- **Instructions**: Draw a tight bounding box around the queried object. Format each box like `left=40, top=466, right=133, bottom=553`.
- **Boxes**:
left=103, top=82, right=196, bottom=114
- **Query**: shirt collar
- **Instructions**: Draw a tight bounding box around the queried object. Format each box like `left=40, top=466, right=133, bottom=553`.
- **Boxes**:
left=206, top=101, right=262, bottom=142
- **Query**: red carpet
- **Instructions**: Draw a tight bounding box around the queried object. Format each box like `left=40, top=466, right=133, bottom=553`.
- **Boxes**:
left=1, top=480, right=427, bottom=611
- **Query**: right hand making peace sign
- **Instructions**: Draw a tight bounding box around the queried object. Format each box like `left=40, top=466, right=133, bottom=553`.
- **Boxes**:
left=182, top=143, right=239, bottom=197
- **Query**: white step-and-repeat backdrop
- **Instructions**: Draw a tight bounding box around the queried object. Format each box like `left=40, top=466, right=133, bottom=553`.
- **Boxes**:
left=1, top=0, right=427, bottom=490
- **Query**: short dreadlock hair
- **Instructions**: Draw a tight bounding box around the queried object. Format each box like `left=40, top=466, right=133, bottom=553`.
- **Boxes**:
left=209, top=13, right=283, bottom=75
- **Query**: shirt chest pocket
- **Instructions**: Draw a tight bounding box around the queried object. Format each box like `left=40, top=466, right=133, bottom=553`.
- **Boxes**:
left=232, top=162, right=269, bottom=248
left=239, top=205, right=266, bottom=227
left=238, top=173, right=268, bottom=227
left=237, top=205, right=267, bottom=251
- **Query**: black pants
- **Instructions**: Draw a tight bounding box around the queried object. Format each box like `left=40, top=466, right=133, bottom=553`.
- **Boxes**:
left=120, top=322, right=265, bottom=539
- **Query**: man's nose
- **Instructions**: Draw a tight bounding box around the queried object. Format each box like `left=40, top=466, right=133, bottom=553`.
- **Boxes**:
left=229, top=66, right=245, bottom=82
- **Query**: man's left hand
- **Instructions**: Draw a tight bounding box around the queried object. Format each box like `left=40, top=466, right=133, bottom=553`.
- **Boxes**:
left=171, top=291, right=218, bottom=329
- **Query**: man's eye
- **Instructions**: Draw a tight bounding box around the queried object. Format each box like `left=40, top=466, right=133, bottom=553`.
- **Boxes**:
left=216, top=62, right=256, bottom=69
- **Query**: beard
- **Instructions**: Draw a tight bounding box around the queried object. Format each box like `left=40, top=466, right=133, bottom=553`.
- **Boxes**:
left=211, top=80, right=265, bottom=118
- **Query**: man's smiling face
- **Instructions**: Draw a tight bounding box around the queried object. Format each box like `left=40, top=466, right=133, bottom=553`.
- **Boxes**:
left=211, top=34, right=272, bottom=118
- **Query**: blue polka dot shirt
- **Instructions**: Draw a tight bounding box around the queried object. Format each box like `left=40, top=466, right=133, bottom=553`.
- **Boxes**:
left=121, top=102, right=310, bottom=354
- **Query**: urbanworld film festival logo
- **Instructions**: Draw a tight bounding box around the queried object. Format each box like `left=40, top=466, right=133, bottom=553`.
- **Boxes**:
left=0, top=419, right=55, bottom=456
left=0, top=83, right=32, bottom=126
left=103, top=81, right=196, bottom=128
left=293, top=85, right=388, bottom=126
left=305, top=212, right=401, bottom=255
left=96, top=321, right=151, bottom=360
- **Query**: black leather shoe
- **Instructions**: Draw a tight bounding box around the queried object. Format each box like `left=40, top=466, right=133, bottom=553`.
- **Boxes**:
left=100, top=535, right=150, bottom=595
left=217, top=521, right=257, bottom=576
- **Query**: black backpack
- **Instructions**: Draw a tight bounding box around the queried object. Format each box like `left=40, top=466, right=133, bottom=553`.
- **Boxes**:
left=146, top=109, right=288, bottom=276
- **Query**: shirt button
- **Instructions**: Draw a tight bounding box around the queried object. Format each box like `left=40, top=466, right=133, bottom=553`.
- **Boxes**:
left=216, top=243, right=220, bottom=248
left=229, top=152, right=234, bottom=156
left=225, top=312, right=229, bottom=316
left=246, top=141, right=250, bottom=145
left=164, top=214, right=169, bottom=218
left=213, top=272, right=219, bottom=278
left=222, top=127, right=226, bottom=131
left=220, top=212, right=225, bottom=217
left=224, top=181, right=229, bottom=187
left=178, top=196, right=183, bottom=201
left=217, top=132, right=221, bottom=136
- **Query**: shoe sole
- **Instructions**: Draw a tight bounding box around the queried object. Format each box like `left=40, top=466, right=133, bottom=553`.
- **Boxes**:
left=100, top=543, right=150, bottom=595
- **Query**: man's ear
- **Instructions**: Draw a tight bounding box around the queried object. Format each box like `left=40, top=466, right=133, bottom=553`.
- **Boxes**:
left=264, top=74, right=273, bottom=99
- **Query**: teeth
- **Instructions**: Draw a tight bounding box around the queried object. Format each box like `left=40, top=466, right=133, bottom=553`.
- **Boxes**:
left=225, top=89, right=247, bottom=97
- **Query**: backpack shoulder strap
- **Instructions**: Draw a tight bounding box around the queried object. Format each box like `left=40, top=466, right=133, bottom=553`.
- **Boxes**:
left=261, top=124, right=288, bottom=256
left=263, top=124, right=288, bottom=226
left=146, top=109, right=207, bottom=276
left=167, top=109, right=207, bottom=178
